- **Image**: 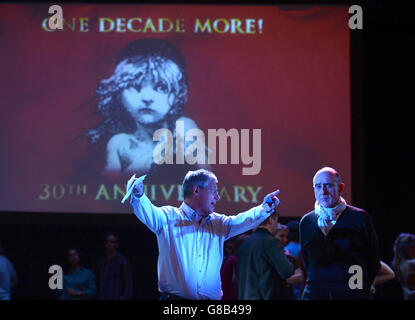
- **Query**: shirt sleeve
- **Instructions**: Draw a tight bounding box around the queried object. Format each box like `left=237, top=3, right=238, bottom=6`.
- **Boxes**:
left=130, top=193, right=167, bottom=234
left=222, top=204, right=272, bottom=240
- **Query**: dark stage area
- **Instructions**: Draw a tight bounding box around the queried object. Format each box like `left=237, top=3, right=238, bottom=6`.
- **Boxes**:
left=0, top=2, right=414, bottom=301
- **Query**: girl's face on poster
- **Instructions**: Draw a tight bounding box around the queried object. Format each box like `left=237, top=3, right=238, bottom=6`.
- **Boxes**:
left=121, top=75, right=174, bottom=125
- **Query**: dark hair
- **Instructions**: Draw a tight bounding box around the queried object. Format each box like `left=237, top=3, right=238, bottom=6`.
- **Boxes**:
left=182, top=169, right=217, bottom=199
left=116, top=38, right=187, bottom=79
left=392, top=233, right=415, bottom=282
left=62, top=246, right=82, bottom=269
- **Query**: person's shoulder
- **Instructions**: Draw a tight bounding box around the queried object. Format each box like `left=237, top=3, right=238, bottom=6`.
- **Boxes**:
left=300, top=211, right=316, bottom=224
left=346, top=204, right=367, bottom=214
left=81, top=267, right=95, bottom=276
left=345, top=205, right=370, bottom=219
left=163, top=204, right=184, bottom=218
left=107, top=133, right=136, bottom=146
left=253, top=228, right=275, bottom=241
left=0, top=255, right=12, bottom=266
left=118, top=253, right=131, bottom=263
left=115, top=252, right=127, bottom=260
left=209, top=211, right=226, bottom=219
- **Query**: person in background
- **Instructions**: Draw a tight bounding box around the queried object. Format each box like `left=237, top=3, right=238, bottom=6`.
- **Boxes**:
left=0, top=241, right=17, bottom=300
left=221, top=233, right=250, bottom=300
left=284, top=221, right=300, bottom=258
left=97, top=234, right=133, bottom=300
left=237, top=211, right=294, bottom=300
left=276, top=224, right=304, bottom=299
left=369, top=261, right=396, bottom=299
left=282, top=220, right=303, bottom=299
left=392, top=233, right=415, bottom=300
left=276, top=224, right=289, bottom=249
left=60, top=248, right=96, bottom=300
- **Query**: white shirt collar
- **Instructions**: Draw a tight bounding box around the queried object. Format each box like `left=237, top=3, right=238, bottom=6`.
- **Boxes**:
left=180, top=201, right=211, bottom=222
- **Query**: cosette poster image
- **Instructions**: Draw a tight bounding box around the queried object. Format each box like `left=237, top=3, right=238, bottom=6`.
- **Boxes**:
left=0, top=3, right=351, bottom=215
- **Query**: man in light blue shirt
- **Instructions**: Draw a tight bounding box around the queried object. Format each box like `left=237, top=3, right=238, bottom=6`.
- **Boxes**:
left=129, top=169, right=280, bottom=300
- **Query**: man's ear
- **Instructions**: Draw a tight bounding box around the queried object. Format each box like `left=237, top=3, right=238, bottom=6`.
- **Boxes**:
left=339, top=183, right=345, bottom=193
left=193, top=185, right=200, bottom=196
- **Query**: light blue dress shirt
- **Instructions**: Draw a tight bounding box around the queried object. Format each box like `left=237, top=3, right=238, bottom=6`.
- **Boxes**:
left=130, top=193, right=272, bottom=300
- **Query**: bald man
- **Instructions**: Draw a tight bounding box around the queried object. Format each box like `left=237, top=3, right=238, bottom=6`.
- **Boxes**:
left=299, top=167, right=380, bottom=300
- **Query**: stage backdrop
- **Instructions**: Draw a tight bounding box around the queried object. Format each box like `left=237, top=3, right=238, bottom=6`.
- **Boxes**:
left=0, top=3, right=351, bottom=216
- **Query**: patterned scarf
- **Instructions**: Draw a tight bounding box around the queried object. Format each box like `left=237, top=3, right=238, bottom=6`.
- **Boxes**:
left=314, top=197, right=347, bottom=235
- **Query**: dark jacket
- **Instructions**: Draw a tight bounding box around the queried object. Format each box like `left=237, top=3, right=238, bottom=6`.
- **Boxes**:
left=236, top=228, right=294, bottom=300
left=300, top=205, right=380, bottom=300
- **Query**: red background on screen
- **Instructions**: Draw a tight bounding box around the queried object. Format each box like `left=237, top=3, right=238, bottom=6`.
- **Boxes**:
left=0, top=4, right=351, bottom=216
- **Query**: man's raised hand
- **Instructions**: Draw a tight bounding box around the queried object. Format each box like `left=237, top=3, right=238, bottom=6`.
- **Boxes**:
left=262, top=189, right=281, bottom=212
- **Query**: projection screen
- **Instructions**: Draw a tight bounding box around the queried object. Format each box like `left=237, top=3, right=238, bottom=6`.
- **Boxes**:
left=0, top=3, right=351, bottom=216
